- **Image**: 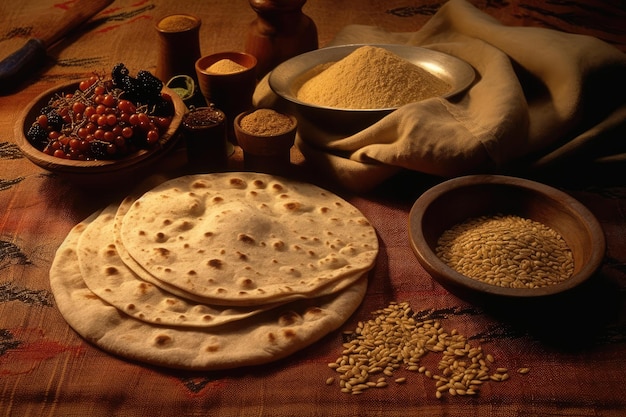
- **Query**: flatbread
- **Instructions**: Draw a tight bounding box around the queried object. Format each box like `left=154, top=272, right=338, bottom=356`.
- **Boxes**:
left=76, top=203, right=281, bottom=327
left=113, top=195, right=368, bottom=307
left=50, top=214, right=368, bottom=370
left=119, top=173, right=378, bottom=306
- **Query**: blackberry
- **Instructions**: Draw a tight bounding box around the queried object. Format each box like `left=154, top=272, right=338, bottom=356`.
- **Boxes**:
left=111, top=63, right=130, bottom=86
left=39, top=105, right=54, bottom=116
left=136, top=70, right=163, bottom=99
left=89, top=140, right=110, bottom=159
left=45, top=110, right=63, bottom=130
left=118, top=75, right=142, bottom=102
left=26, top=124, right=49, bottom=149
left=112, top=63, right=141, bottom=101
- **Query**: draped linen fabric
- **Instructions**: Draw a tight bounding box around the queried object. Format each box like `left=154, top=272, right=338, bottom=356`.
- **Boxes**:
left=256, top=0, right=626, bottom=192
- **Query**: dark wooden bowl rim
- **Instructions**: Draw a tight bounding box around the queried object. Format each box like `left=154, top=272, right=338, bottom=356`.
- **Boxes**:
left=408, top=175, right=606, bottom=299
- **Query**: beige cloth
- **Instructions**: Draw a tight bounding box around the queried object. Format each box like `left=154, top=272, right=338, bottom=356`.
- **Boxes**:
left=255, top=0, right=626, bottom=192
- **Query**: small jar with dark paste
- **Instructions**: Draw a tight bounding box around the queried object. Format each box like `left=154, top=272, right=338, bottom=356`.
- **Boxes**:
left=181, top=106, right=229, bottom=172
left=234, top=108, right=297, bottom=175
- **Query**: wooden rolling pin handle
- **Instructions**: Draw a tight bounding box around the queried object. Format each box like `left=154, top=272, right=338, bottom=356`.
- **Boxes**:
left=0, top=39, right=47, bottom=95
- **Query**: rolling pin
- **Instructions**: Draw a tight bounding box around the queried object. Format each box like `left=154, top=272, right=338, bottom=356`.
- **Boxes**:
left=0, top=0, right=114, bottom=94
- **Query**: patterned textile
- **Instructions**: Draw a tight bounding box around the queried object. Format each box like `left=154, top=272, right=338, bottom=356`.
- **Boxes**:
left=0, top=1, right=625, bottom=416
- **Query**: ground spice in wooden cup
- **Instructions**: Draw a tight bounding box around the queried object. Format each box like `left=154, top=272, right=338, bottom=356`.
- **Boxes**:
left=195, top=52, right=258, bottom=143
left=182, top=106, right=228, bottom=172
left=234, top=108, right=297, bottom=175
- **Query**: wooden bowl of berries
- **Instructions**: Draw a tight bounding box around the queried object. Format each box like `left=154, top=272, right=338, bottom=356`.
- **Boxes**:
left=15, top=64, right=186, bottom=186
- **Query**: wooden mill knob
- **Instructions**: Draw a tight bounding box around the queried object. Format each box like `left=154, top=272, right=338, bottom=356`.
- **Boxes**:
left=245, top=0, right=318, bottom=78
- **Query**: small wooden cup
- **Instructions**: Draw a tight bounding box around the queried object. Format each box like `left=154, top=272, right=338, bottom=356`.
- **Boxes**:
left=155, top=14, right=202, bottom=82
left=234, top=110, right=297, bottom=175
left=181, top=106, right=229, bottom=172
left=195, top=52, right=257, bottom=140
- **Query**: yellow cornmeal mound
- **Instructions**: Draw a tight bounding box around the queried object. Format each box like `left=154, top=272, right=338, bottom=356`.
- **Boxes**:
left=206, top=59, right=247, bottom=74
left=296, top=46, right=451, bottom=109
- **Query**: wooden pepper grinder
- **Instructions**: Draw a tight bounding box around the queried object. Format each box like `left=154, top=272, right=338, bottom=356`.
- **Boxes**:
left=245, top=0, right=318, bottom=78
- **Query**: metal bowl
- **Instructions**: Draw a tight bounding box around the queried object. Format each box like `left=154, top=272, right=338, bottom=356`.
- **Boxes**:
left=269, top=44, right=475, bottom=133
left=15, top=81, right=185, bottom=186
left=408, top=175, right=606, bottom=302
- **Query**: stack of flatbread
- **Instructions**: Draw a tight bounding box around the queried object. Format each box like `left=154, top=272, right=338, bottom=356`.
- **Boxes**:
left=50, top=172, right=378, bottom=370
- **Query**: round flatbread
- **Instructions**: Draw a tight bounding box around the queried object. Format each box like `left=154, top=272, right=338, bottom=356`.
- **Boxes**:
left=118, top=172, right=378, bottom=306
left=50, top=214, right=368, bottom=370
left=113, top=195, right=368, bottom=306
left=76, top=203, right=281, bottom=327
